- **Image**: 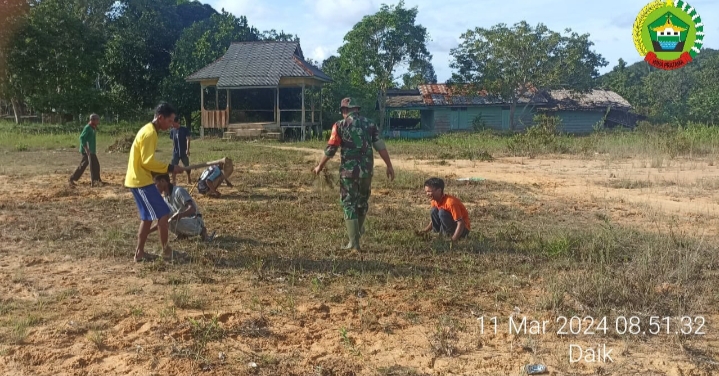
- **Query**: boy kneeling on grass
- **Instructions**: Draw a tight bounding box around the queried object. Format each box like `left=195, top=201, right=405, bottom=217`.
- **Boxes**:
left=417, top=177, right=471, bottom=242
left=153, top=173, right=215, bottom=242
left=197, top=157, right=234, bottom=198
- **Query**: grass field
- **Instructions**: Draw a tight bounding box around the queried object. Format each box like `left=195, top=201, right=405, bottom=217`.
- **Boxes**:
left=1, top=121, right=719, bottom=375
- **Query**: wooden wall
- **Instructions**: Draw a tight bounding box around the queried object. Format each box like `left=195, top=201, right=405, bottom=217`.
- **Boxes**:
left=554, top=110, right=605, bottom=134
left=201, top=109, right=229, bottom=129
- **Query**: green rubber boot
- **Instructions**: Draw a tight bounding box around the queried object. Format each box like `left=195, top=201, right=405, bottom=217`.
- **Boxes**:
left=358, top=213, right=366, bottom=237
left=342, top=219, right=361, bottom=251
left=344, top=214, right=366, bottom=249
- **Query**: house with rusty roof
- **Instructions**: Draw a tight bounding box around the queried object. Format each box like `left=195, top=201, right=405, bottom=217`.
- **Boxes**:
left=186, top=41, right=332, bottom=140
left=377, top=84, right=640, bottom=138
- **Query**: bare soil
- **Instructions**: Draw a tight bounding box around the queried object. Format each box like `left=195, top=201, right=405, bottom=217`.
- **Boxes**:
left=1, top=144, right=718, bottom=376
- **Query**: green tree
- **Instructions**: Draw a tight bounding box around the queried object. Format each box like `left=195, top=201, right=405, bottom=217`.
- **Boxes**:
left=450, top=21, right=608, bottom=130
left=102, top=0, right=183, bottom=115
left=401, top=59, right=437, bottom=89
left=599, top=58, right=652, bottom=117
left=338, top=0, right=432, bottom=129
left=260, top=29, right=299, bottom=42
left=162, top=11, right=260, bottom=128
left=0, top=0, right=32, bottom=123
left=641, top=68, right=694, bottom=124
left=597, top=48, right=719, bottom=124
left=175, top=0, right=216, bottom=30
left=8, top=0, right=109, bottom=119
left=687, top=54, right=719, bottom=125
left=319, top=55, right=377, bottom=128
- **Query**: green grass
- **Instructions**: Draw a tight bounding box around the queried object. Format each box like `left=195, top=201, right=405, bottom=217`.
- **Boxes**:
left=290, top=121, right=719, bottom=161
left=7, top=119, right=719, bottom=160
left=0, top=120, right=140, bottom=152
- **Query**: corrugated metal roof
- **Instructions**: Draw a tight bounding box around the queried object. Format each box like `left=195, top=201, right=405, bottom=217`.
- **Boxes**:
left=381, top=89, right=425, bottom=109
left=186, top=41, right=332, bottom=87
left=546, top=89, right=631, bottom=110
left=416, top=84, right=547, bottom=106
left=384, top=85, right=632, bottom=111
left=385, top=95, right=425, bottom=108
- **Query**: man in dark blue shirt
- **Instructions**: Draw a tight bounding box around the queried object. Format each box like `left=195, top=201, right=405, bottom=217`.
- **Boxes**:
left=170, top=118, right=192, bottom=184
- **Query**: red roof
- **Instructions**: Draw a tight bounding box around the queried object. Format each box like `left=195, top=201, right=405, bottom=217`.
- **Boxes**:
left=416, top=84, right=544, bottom=106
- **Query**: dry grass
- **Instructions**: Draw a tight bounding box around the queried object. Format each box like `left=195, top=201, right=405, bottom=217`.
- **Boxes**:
left=0, top=128, right=718, bottom=375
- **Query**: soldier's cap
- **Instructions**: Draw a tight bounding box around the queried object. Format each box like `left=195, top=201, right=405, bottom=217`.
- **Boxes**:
left=340, top=97, right=361, bottom=110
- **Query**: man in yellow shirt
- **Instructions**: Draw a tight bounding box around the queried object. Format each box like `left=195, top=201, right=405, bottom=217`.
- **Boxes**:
left=125, top=102, right=186, bottom=262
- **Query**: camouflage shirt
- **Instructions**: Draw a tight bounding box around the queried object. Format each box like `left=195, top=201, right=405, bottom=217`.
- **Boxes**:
left=325, top=112, right=385, bottom=179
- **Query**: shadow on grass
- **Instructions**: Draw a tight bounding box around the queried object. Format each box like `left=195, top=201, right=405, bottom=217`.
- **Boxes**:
left=211, top=235, right=263, bottom=248
left=243, top=193, right=300, bottom=202
left=209, top=253, right=440, bottom=278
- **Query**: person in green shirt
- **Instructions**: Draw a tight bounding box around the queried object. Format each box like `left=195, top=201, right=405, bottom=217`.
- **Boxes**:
left=69, top=114, right=103, bottom=187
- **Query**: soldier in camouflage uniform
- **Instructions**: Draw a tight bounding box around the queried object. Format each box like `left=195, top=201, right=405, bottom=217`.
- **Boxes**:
left=313, top=97, right=395, bottom=252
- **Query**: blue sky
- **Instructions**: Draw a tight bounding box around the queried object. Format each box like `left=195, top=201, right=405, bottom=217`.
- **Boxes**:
left=202, top=0, right=718, bottom=82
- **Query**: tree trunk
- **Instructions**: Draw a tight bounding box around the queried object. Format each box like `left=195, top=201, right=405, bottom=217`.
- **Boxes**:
left=378, top=91, right=387, bottom=131
left=10, top=98, right=21, bottom=124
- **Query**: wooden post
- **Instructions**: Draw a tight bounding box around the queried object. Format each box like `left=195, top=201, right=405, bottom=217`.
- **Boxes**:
left=319, top=87, right=323, bottom=136
left=276, top=87, right=280, bottom=124
left=200, top=85, right=205, bottom=139
left=311, top=91, right=315, bottom=140
left=301, top=82, right=306, bottom=141
left=227, top=89, right=231, bottom=126
left=276, top=86, right=282, bottom=140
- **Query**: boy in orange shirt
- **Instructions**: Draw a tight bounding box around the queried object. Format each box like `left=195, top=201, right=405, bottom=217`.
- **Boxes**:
left=418, top=177, right=470, bottom=242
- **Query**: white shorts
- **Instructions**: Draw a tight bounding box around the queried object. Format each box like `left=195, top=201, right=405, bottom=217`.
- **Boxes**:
left=170, top=216, right=204, bottom=237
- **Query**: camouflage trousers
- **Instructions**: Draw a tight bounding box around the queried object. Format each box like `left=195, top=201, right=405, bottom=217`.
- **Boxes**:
left=340, top=177, right=372, bottom=220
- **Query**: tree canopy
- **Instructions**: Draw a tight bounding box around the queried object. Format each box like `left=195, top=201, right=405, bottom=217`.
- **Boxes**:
left=162, top=11, right=260, bottom=127
left=337, top=0, right=433, bottom=129
left=0, top=0, right=717, bottom=130
left=599, top=49, right=719, bottom=125
left=449, top=21, right=608, bottom=130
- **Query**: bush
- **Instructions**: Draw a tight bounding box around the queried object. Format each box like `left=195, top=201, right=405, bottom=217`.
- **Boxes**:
left=471, top=113, right=489, bottom=132
left=507, top=114, right=564, bottom=158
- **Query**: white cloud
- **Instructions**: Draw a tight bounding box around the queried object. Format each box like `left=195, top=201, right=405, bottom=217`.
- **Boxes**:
left=311, top=46, right=329, bottom=62
left=427, top=35, right=459, bottom=54
left=203, top=0, right=719, bottom=81
left=211, top=0, right=268, bottom=22
left=306, top=0, right=377, bottom=25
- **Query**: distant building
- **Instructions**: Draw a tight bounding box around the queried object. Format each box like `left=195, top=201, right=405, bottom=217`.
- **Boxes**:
left=186, top=41, right=332, bottom=140
left=377, top=84, right=642, bottom=139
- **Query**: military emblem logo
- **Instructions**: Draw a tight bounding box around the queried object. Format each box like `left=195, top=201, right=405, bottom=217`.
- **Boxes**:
left=633, top=0, right=705, bottom=70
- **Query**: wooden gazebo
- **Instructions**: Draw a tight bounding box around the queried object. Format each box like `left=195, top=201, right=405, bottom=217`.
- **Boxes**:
left=186, top=41, right=332, bottom=140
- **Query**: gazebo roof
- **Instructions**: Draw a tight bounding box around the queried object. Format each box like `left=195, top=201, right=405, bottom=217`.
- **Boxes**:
left=186, top=41, right=332, bottom=88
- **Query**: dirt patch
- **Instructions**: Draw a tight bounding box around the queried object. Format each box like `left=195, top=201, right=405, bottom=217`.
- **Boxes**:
left=107, top=135, right=135, bottom=153
left=1, top=143, right=718, bottom=376
left=266, top=145, right=719, bottom=236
